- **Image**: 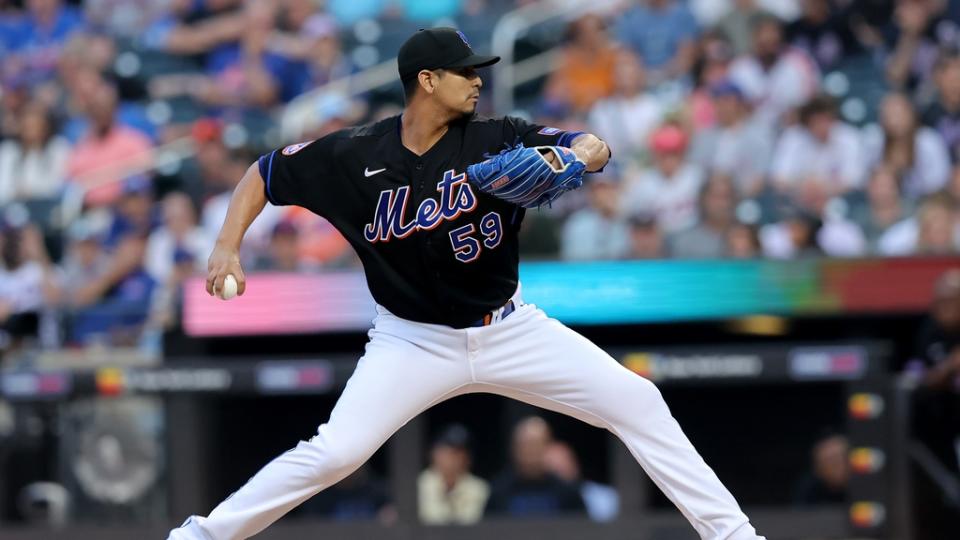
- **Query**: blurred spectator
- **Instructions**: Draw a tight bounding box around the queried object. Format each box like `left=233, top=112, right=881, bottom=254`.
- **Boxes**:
left=189, top=118, right=236, bottom=197
left=913, top=193, right=958, bottom=255
left=57, top=35, right=156, bottom=143
left=885, top=0, right=958, bottom=98
left=846, top=166, right=915, bottom=252
left=54, top=216, right=110, bottom=306
left=794, top=433, right=849, bottom=506
left=560, top=175, right=630, bottom=261
left=770, top=95, right=865, bottom=214
left=685, top=31, right=736, bottom=133
left=716, top=0, right=799, bottom=56
left=144, top=246, right=196, bottom=347
left=712, top=0, right=769, bottom=57
left=253, top=221, right=315, bottom=272
left=692, top=0, right=801, bottom=36
left=845, top=0, right=894, bottom=51
left=300, top=464, right=395, bottom=522
left=614, top=0, right=699, bottom=83
left=785, top=0, right=860, bottom=71
left=201, top=168, right=284, bottom=261
left=0, top=225, right=56, bottom=352
left=877, top=192, right=959, bottom=256
left=622, top=124, right=704, bottom=233
left=669, top=174, right=737, bottom=258
left=83, top=0, right=170, bottom=39
left=418, top=424, right=489, bottom=525
left=65, top=82, right=153, bottom=207
left=145, top=191, right=211, bottom=283
left=103, top=175, right=157, bottom=249
left=201, top=149, right=284, bottom=263
left=907, top=269, right=960, bottom=473
left=544, top=14, right=619, bottom=115
left=587, top=51, right=664, bottom=165
left=728, top=14, right=820, bottom=130
left=287, top=14, right=355, bottom=96
left=689, top=80, right=771, bottom=197
left=281, top=0, right=320, bottom=31
left=922, top=51, right=960, bottom=164
left=60, top=228, right=155, bottom=345
left=0, top=100, right=69, bottom=204
left=485, top=416, right=586, bottom=518
left=863, top=92, right=950, bottom=199
left=143, top=0, right=245, bottom=55
left=817, top=216, right=868, bottom=258
left=759, top=206, right=828, bottom=258
left=195, top=1, right=302, bottom=108
left=282, top=206, right=354, bottom=268
left=543, top=441, right=619, bottom=522
left=0, top=79, right=29, bottom=141
left=725, top=221, right=761, bottom=258
left=949, top=165, right=960, bottom=204
left=627, top=212, right=666, bottom=259
left=3, top=0, right=86, bottom=84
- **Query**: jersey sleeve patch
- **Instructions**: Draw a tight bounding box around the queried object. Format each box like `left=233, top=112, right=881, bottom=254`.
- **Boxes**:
left=537, top=127, right=561, bottom=135
left=281, top=140, right=314, bottom=155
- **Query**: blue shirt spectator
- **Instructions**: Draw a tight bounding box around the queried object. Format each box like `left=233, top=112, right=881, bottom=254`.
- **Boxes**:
left=206, top=43, right=302, bottom=102
left=6, top=1, right=84, bottom=52
left=5, top=0, right=85, bottom=83
left=615, top=0, right=698, bottom=75
left=70, top=269, right=156, bottom=345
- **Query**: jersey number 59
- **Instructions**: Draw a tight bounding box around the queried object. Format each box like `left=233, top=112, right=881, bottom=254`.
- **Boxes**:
left=448, top=211, right=502, bottom=263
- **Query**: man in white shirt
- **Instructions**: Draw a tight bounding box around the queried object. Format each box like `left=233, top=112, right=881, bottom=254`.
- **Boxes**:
left=689, top=80, right=772, bottom=197
left=728, top=14, right=820, bottom=131
left=770, top=95, right=865, bottom=214
left=622, top=124, right=705, bottom=233
left=588, top=51, right=665, bottom=166
left=146, top=192, right=212, bottom=283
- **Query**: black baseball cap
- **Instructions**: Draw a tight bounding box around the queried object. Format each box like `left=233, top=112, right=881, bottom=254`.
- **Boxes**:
left=398, top=27, right=499, bottom=82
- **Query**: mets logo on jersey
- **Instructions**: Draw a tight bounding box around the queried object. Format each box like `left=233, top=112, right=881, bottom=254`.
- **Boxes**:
left=364, top=170, right=478, bottom=243
left=282, top=140, right=314, bottom=155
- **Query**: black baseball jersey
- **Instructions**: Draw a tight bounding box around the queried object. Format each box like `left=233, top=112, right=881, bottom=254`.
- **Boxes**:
left=257, top=114, right=584, bottom=328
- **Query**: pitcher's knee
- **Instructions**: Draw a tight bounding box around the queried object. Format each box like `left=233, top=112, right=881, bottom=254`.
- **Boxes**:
left=608, top=372, right=668, bottom=415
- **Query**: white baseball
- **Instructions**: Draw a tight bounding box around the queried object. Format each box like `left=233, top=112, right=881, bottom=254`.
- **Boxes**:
left=220, top=274, right=238, bottom=300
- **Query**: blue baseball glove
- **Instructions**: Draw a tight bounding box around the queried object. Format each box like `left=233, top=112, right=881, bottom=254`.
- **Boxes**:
left=466, top=143, right=586, bottom=208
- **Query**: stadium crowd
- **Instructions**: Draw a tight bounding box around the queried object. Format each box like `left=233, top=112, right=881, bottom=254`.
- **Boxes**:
left=0, top=0, right=959, bottom=351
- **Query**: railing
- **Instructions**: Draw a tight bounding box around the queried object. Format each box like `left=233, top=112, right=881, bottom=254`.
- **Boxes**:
left=490, top=0, right=619, bottom=113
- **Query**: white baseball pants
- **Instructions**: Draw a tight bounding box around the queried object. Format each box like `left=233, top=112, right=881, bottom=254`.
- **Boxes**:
left=169, top=293, right=764, bottom=540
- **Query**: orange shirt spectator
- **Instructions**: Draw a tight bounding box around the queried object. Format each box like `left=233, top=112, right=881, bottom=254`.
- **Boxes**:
left=282, top=206, right=353, bottom=266
left=544, top=14, right=618, bottom=114
left=66, top=84, right=153, bottom=207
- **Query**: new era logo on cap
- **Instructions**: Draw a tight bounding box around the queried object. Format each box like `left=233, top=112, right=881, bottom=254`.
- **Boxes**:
left=456, top=30, right=470, bottom=46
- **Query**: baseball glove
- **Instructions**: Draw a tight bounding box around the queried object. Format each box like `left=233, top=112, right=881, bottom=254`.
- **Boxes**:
left=466, top=143, right=586, bottom=208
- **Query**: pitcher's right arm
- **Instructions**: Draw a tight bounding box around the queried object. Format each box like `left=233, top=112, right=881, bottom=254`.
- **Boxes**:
left=206, top=162, right=267, bottom=298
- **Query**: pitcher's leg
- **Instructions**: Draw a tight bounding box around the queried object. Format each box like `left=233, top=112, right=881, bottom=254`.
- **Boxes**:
left=169, top=325, right=472, bottom=540
left=474, top=307, right=763, bottom=540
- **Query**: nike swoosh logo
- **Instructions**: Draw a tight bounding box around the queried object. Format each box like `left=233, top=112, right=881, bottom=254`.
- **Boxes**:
left=364, top=167, right=386, bottom=177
